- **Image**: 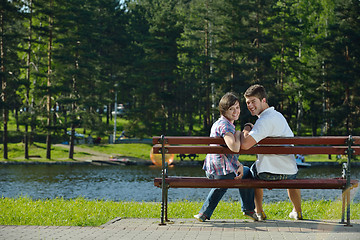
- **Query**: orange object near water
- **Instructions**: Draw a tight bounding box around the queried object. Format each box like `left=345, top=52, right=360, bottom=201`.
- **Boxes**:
left=150, top=147, right=174, bottom=166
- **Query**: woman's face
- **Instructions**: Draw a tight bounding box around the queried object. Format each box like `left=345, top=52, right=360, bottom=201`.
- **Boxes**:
left=223, top=101, right=240, bottom=123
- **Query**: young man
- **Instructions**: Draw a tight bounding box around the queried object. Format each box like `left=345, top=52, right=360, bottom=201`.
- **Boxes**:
left=240, top=84, right=302, bottom=221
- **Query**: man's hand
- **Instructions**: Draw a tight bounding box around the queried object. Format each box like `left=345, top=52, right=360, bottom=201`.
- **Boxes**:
left=243, top=122, right=253, bottom=132
left=240, top=123, right=257, bottom=150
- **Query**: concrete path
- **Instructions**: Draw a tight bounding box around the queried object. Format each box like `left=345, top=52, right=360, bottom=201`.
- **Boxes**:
left=1, top=218, right=360, bottom=240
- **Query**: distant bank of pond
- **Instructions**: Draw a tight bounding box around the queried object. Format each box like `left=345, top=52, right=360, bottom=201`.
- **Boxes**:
left=0, top=164, right=359, bottom=203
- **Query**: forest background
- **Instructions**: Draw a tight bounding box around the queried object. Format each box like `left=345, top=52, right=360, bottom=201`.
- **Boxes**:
left=1, top=0, right=359, bottom=159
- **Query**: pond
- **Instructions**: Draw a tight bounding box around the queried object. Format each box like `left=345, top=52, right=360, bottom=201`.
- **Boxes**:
left=0, top=164, right=359, bottom=203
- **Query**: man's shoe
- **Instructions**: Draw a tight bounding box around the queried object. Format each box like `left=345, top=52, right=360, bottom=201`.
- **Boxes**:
left=256, top=211, right=267, bottom=221
left=194, top=214, right=207, bottom=222
left=243, top=211, right=259, bottom=221
left=289, top=211, right=303, bottom=220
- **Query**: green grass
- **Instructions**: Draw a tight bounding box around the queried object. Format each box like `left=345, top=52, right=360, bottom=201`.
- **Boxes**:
left=0, top=197, right=359, bottom=226
left=0, top=142, right=153, bottom=161
left=88, top=143, right=153, bottom=160
left=0, top=142, right=97, bottom=162
left=304, top=154, right=351, bottom=162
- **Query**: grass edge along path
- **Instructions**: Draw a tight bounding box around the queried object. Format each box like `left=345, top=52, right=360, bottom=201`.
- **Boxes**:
left=1, top=197, right=359, bottom=227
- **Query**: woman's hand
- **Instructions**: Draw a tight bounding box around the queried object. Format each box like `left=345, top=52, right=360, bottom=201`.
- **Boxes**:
left=234, top=164, right=244, bottom=179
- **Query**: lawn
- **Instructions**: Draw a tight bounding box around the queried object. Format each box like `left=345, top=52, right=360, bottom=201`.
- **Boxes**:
left=1, top=196, right=359, bottom=226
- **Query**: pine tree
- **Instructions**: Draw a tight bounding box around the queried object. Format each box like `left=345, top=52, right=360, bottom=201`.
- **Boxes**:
left=127, top=0, right=184, bottom=136
left=0, top=0, right=24, bottom=159
left=321, top=0, right=360, bottom=135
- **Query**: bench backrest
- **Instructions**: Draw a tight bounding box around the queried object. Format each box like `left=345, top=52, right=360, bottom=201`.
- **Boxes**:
left=152, top=136, right=360, bottom=155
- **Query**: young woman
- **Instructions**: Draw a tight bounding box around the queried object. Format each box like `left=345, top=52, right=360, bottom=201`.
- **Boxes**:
left=194, top=92, right=258, bottom=222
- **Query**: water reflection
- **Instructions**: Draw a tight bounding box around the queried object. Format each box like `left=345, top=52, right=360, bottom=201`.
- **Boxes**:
left=0, top=164, right=359, bottom=203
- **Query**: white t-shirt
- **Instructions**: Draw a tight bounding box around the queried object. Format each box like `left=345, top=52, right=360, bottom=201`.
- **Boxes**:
left=249, top=107, right=298, bottom=175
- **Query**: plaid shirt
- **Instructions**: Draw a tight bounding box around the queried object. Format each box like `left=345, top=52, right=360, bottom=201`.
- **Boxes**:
left=202, top=116, right=241, bottom=175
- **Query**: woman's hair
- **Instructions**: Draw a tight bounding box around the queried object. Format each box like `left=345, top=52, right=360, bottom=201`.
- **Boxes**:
left=218, top=92, right=239, bottom=116
left=244, top=84, right=268, bottom=101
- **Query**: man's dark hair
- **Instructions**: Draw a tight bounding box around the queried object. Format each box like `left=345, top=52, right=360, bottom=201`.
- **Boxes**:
left=244, top=84, right=268, bottom=101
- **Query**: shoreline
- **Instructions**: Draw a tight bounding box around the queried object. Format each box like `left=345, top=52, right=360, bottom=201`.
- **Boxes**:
left=1, top=158, right=360, bottom=167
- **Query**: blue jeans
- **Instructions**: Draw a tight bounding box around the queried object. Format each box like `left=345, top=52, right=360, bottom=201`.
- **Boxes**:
left=199, top=166, right=255, bottom=219
left=250, top=163, right=297, bottom=180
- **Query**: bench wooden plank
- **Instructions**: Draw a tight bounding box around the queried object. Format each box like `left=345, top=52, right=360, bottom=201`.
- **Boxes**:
left=153, top=136, right=360, bottom=145
left=152, top=136, right=225, bottom=145
left=259, top=136, right=359, bottom=145
left=154, top=177, right=359, bottom=190
left=153, top=145, right=360, bottom=155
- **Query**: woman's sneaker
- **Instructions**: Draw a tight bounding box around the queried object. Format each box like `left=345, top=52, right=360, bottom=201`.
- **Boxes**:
left=289, top=211, right=303, bottom=220
left=194, top=214, right=207, bottom=222
left=256, top=211, right=267, bottom=221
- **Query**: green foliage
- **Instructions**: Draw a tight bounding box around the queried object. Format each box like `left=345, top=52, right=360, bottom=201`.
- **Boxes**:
left=1, top=0, right=360, bottom=148
left=1, top=197, right=359, bottom=226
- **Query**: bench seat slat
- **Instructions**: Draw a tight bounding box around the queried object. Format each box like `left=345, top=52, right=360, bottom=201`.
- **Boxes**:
left=154, top=177, right=359, bottom=190
left=153, top=145, right=360, bottom=155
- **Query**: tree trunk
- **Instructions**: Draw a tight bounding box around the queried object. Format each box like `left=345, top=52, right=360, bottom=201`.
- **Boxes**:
left=15, top=109, right=20, bottom=131
left=296, top=91, right=303, bottom=135
left=46, top=0, right=53, bottom=159
left=203, top=0, right=211, bottom=131
left=254, top=5, right=260, bottom=82
left=344, top=46, right=351, bottom=135
left=69, top=122, right=75, bottom=159
left=69, top=41, right=80, bottom=159
left=24, top=0, right=33, bottom=160
left=1, top=10, right=8, bottom=159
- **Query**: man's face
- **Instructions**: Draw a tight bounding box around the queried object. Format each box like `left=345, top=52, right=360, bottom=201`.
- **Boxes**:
left=245, top=96, right=266, bottom=116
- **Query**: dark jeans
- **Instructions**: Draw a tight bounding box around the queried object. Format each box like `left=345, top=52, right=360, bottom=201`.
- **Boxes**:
left=250, top=163, right=297, bottom=180
left=199, top=166, right=255, bottom=219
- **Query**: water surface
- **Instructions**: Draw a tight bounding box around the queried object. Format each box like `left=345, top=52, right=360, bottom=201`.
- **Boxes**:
left=0, top=164, right=359, bottom=203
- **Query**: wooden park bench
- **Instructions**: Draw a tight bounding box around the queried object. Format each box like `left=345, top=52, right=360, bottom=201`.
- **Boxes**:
left=152, top=135, right=360, bottom=226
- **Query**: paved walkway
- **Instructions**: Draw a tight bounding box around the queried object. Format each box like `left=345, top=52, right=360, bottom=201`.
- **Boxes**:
left=1, top=218, right=360, bottom=240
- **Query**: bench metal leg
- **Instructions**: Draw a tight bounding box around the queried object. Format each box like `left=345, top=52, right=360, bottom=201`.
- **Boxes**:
left=159, top=135, right=169, bottom=225
left=341, top=187, right=352, bottom=226
left=341, top=135, right=353, bottom=226
left=341, top=189, right=345, bottom=223
left=160, top=169, right=166, bottom=223
left=160, top=196, right=165, bottom=225
left=346, top=188, right=351, bottom=226
left=165, top=185, right=169, bottom=222
left=160, top=183, right=169, bottom=225
left=345, top=135, right=353, bottom=226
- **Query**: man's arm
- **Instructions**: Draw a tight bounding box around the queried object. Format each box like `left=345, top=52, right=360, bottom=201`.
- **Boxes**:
left=240, top=123, right=257, bottom=150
